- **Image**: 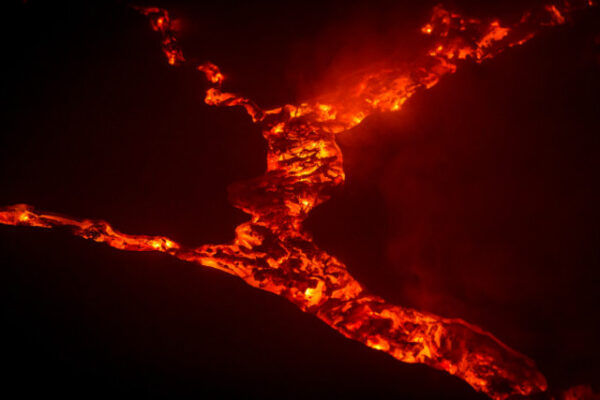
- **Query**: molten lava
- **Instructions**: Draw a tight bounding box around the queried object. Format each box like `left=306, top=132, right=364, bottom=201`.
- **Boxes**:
left=133, top=6, right=184, bottom=65
left=1, top=2, right=597, bottom=399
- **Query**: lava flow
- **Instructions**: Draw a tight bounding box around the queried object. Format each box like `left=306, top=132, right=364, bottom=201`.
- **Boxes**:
left=1, top=2, right=597, bottom=399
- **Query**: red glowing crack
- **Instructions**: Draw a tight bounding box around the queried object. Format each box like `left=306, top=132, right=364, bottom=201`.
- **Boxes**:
left=2, top=2, right=597, bottom=399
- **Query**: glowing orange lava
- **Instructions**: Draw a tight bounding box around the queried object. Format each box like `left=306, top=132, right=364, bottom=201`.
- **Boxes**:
left=2, top=2, right=597, bottom=399
left=133, top=6, right=184, bottom=65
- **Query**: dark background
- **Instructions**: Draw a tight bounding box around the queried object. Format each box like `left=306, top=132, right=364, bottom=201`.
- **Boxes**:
left=1, top=0, right=598, bottom=398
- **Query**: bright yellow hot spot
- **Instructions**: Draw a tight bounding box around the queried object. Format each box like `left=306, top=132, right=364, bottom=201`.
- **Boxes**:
left=272, top=123, right=284, bottom=133
left=304, top=281, right=325, bottom=306
left=367, top=337, right=391, bottom=352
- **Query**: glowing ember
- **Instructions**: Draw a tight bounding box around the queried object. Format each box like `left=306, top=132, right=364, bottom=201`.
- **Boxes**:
left=2, top=2, right=597, bottom=399
left=198, top=62, right=225, bottom=86
left=132, top=6, right=184, bottom=65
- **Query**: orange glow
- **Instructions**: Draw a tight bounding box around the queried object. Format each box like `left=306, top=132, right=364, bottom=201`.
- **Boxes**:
left=367, top=337, right=391, bottom=352
left=304, top=280, right=325, bottom=307
left=133, top=6, right=184, bottom=65
left=2, top=2, right=596, bottom=400
left=198, top=62, right=225, bottom=86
